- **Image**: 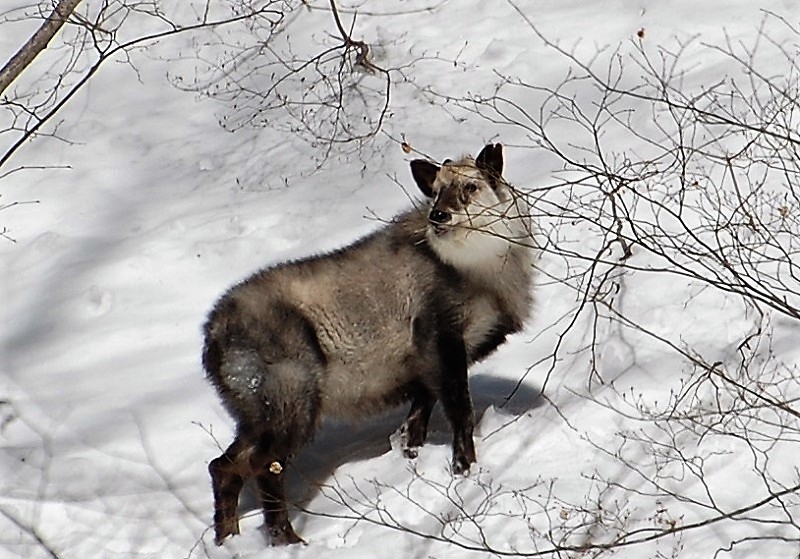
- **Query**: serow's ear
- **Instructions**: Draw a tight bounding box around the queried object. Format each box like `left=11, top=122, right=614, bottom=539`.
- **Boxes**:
left=410, top=159, right=440, bottom=198
left=475, top=143, right=503, bottom=180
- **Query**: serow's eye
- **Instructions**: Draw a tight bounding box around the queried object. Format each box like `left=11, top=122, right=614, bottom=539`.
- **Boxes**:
left=464, top=182, right=479, bottom=194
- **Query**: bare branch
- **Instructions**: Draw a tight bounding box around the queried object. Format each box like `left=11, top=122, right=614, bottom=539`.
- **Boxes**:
left=0, top=0, right=83, bottom=97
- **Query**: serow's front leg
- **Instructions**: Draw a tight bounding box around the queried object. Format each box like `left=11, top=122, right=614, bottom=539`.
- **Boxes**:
left=436, top=331, right=476, bottom=475
left=399, top=385, right=437, bottom=458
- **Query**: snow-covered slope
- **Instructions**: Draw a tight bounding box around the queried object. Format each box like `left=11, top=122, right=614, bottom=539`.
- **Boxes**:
left=2, top=1, right=798, bottom=558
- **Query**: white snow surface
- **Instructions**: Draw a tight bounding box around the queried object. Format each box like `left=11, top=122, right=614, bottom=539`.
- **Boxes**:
left=2, top=1, right=799, bottom=558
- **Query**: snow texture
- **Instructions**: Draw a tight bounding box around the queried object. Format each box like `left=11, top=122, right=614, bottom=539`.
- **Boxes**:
left=2, top=1, right=799, bottom=558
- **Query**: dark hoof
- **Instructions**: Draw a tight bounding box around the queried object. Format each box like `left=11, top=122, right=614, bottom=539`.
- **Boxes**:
left=398, top=422, right=425, bottom=457
left=268, top=523, right=305, bottom=546
left=452, top=445, right=476, bottom=475
left=213, top=519, right=240, bottom=546
left=452, top=456, right=473, bottom=475
left=403, top=446, right=419, bottom=459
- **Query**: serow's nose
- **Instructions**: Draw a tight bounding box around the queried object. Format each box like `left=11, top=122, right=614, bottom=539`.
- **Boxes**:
left=428, top=209, right=451, bottom=224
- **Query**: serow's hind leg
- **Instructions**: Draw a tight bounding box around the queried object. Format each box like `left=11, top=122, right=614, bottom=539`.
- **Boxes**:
left=253, top=433, right=304, bottom=545
left=209, top=437, right=250, bottom=545
left=255, top=464, right=303, bottom=545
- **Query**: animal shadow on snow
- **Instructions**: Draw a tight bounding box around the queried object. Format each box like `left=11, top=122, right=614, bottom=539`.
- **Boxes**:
left=238, top=373, right=542, bottom=528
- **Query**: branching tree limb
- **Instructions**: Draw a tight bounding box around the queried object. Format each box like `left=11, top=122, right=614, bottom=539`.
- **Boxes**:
left=0, top=0, right=83, bottom=97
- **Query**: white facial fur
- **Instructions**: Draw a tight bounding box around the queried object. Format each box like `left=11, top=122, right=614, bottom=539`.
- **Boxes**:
left=426, top=162, right=531, bottom=273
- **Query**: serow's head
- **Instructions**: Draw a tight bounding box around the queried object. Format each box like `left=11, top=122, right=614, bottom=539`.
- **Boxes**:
left=410, top=143, right=522, bottom=267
